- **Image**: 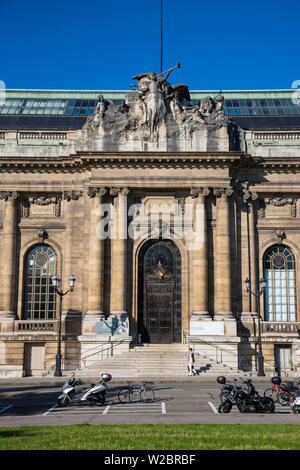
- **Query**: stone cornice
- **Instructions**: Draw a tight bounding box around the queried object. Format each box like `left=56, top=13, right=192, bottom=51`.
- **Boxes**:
left=0, top=151, right=251, bottom=173
left=79, top=151, right=250, bottom=169
left=2, top=152, right=300, bottom=173
left=253, top=156, right=300, bottom=171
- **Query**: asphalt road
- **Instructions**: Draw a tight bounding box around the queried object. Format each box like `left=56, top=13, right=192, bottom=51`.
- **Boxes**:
left=0, top=381, right=299, bottom=426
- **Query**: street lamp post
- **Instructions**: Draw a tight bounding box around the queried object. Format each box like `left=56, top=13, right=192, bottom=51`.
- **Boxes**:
left=245, top=277, right=267, bottom=376
left=51, top=274, right=76, bottom=377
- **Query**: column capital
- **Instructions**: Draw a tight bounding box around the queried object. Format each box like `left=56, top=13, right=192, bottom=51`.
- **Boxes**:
left=110, top=187, right=130, bottom=197
left=241, top=182, right=259, bottom=203
left=87, top=187, right=107, bottom=198
left=213, top=186, right=234, bottom=198
left=0, top=191, right=18, bottom=201
left=190, top=187, right=210, bottom=198
left=63, top=190, right=83, bottom=201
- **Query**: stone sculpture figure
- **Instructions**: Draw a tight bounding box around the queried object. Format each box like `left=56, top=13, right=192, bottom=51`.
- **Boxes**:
left=81, top=64, right=240, bottom=152
left=131, top=64, right=180, bottom=136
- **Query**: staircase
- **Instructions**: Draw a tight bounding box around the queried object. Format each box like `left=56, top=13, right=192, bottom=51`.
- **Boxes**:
left=74, top=344, right=240, bottom=378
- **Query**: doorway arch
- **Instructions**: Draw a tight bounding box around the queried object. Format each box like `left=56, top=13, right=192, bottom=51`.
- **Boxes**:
left=137, top=239, right=181, bottom=343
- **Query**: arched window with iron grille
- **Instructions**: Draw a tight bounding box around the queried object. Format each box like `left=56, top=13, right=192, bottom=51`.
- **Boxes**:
left=263, top=245, right=296, bottom=322
left=23, top=245, right=57, bottom=319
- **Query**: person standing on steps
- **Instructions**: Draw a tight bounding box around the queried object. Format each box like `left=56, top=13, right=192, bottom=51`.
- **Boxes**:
left=188, top=348, right=197, bottom=376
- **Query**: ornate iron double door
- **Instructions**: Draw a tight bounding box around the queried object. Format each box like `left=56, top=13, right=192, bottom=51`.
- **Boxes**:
left=138, top=239, right=181, bottom=344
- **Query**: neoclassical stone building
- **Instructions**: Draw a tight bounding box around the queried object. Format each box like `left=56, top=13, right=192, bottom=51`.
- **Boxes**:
left=1, top=72, right=300, bottom=376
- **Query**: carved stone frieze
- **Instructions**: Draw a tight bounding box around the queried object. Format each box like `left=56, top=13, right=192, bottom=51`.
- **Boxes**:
left=260, top=193, right=297, bottom=218
left=22, top=194, right=61, bottom=217
left=29, top=195, right=58, bottom=205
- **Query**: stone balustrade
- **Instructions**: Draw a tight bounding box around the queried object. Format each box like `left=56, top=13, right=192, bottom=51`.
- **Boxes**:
left=262, top=321, right=300, bottom=334
left=15, top=320, right=57, bottom=332
left=253, top=131, right=300, bottom=140
left=18, top=131, right=67, bottom=140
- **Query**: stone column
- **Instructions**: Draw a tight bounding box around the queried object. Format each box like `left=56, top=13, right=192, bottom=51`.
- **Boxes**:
left=190, top=187, right=211, bottom=320
left=109, top=187, right=129, bottom=319
left=0, top=191, right=18, bottom=319
left=85, top=187, right=107, bottom=320
left=213, top=187, right=235, bottom=320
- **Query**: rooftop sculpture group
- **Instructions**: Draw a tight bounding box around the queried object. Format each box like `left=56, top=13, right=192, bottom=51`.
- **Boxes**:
left=82, top=64, right=240, bottom=152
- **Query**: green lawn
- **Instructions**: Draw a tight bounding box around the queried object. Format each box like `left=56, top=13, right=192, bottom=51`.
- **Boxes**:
left=0, top=424, right=300, bottom=450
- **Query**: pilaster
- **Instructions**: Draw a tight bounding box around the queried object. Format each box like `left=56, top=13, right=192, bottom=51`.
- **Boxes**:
left=190, top=186, right=211, bottom=320
left=213, top=186, right=235, bottom=321
left=85, top=187, right=107, bottom=322
left=109, top=187, right=129, bottom=320
left=240, top=184, right=259, bottom=319
left=0, top=191, right=18, bottom=321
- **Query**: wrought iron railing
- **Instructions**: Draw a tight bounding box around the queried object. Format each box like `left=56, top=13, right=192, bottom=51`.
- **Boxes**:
left=79, top=337, right=129, bottom=368
left=187, top=332, right=292, bottom=377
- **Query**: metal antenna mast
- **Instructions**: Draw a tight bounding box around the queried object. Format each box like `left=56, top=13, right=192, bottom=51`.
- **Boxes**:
left=160, top=0, right=163, bottom=74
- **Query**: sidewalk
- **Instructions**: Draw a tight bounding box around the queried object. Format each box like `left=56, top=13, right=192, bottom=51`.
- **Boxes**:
left=0, top=374, right=274, bottom=386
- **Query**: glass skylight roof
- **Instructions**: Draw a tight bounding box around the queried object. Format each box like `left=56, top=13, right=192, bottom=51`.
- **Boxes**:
left=223, top=98, right=300, bottom=116
left=1, top=93, right=299, bottom=116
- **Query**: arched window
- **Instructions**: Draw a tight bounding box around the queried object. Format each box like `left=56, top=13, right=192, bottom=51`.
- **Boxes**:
left=264, top=245, right=296, bottom=322
left=24, top=245, right=57, bottom=320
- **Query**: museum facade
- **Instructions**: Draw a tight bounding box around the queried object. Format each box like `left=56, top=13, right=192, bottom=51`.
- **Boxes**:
left=1, top=72, right=300, bottom=377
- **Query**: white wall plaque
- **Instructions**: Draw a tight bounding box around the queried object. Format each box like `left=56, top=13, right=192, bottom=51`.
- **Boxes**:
left=190, top=321, right=224, bottom=336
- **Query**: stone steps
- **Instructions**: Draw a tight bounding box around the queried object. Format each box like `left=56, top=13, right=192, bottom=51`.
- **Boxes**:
left=75, top=344, right=240, bottom=378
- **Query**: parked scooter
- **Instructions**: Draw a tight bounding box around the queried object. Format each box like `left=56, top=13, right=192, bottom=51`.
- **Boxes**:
left=57, top=372, right=112, bottom=407
left=217, top=376, right=275, bottom=413
left=290, top=394, right=300, bottom=414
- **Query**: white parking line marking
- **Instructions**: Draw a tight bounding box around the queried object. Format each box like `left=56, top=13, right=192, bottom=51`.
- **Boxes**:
left=0, top=405, right=13, bottom=414
left=208, top=401, right=218, bottom=414
left=103, top=403, right=112, bottom=415
left=161, top=402, right=166, bottom=414
left=43, top=403, right=58, bottom=416
left=108, top=402, right=162, bottom=414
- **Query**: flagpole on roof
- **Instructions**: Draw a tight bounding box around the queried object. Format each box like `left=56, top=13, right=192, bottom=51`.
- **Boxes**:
left=160, top=0, right=163, bottom=74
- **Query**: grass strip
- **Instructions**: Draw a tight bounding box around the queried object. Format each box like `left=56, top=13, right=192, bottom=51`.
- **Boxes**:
left=1, top=423, right=300, bottom=450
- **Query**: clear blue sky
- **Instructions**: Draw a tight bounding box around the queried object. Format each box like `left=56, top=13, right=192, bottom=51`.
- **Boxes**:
left=1, top=0, right=299, bottom=91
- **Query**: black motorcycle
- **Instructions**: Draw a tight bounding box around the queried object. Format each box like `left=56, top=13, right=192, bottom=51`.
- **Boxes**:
left=217, top=377, right=244, bottom=413
left=217, top=376, right=275, bottom=414
left=217, top=376, right=242, bottom=403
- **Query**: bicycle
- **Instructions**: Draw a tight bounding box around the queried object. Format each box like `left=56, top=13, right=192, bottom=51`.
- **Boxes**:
left=263, top=383, right=281, bottom=403
left=118, top=382, right=155, bottom=403
left=264, top=377, right=300, bottom=406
